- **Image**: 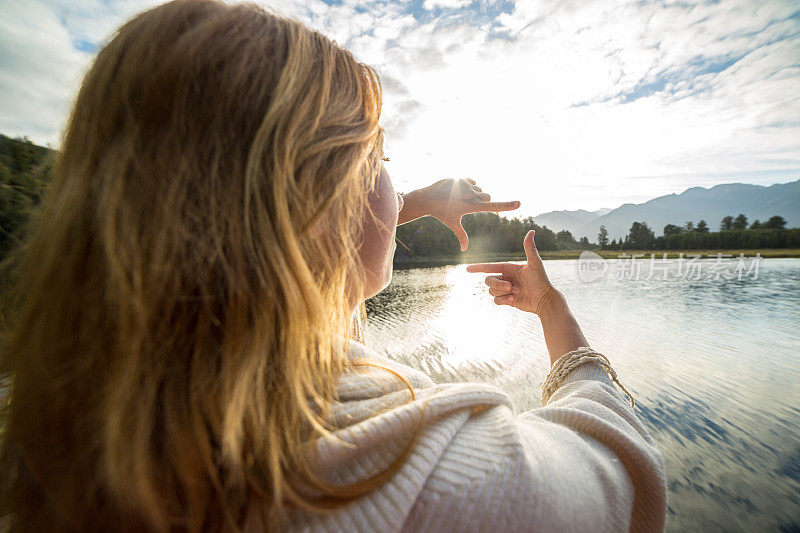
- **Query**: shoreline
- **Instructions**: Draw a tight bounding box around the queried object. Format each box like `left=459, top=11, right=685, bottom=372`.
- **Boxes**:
left=393, top=248, right=800, bottom=269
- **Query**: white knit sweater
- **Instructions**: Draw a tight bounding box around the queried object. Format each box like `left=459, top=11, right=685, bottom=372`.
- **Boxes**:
left=278, top=341, right=667, bottom=532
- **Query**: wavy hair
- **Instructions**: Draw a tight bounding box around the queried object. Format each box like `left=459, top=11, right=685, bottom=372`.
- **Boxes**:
left=0, top=0, right=396, bottom=529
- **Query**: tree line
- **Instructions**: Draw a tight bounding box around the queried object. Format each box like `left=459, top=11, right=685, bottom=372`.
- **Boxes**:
left=395, top=212, right=592, bottom=261
left=598, top=214, right=799, bottom=251
left=2, top=134, right=798, bottom=264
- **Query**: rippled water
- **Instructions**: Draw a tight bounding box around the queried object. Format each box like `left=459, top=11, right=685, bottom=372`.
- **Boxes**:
left=364, top=257, right=800, bottom=531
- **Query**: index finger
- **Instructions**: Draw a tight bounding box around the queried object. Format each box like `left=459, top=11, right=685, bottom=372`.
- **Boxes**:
left=466, top=262, right=512, bottom=274
left=470, top=200, right=521, bottom=213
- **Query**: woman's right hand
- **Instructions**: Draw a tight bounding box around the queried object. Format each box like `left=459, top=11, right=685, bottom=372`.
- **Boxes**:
left=466, top=230, right=562, bottom=316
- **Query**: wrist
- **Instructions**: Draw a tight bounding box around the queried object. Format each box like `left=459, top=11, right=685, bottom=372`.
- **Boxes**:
left=536, top=287, right=588, bottom=365
left=399, top=189, right=430, bottom=222
left=536, top=285, right=566, bottom=318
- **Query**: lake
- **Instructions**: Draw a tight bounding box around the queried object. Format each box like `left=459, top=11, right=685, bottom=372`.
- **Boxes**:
left=364, top=256, right=800, bottom=531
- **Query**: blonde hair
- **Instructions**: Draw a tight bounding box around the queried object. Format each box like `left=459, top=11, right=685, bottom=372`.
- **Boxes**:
left=0, top=0, right=397, bottom=529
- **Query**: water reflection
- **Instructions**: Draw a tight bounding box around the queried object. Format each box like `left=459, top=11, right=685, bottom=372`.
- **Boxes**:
left=365, top=258, right=800, bottom=531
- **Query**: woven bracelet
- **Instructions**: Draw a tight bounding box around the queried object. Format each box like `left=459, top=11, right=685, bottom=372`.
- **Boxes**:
left=540, top=347, right=635, bottom=408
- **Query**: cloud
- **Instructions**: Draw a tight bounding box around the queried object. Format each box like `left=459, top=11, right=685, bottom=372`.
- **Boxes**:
left=0, top=0, right=169, bottom=144
left=423, top=0, right=473, bottom=11
left=382, top=98, right=424, bottom=140
left=364, top=0, right=800, bottom=210
left=0, top=0, right=798, bottom=213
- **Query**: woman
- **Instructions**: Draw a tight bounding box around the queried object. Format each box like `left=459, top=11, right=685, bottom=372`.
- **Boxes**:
left=0, top=0, right=666, bottom=531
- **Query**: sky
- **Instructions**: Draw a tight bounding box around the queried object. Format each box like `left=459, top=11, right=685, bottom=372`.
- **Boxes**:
left=1, top=0, right=798, bottom=216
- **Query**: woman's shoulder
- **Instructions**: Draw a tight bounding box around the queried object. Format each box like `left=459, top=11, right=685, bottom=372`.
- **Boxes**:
left=328, top=343, right=557, bottom=529
left=328, top=341, right=520, bottom=464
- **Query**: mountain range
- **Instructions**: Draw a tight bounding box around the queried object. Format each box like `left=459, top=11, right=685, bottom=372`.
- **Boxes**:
left=531, top=208, right=613, bottom=237
left=533, top=179, right=800, bottom=241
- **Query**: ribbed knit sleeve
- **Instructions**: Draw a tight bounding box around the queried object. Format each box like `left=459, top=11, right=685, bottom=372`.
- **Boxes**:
left=528, top=362, right=667, bottom=531
left=280, top=342, right=667, bottom=533
left=403, top=360, right=666, bottom=532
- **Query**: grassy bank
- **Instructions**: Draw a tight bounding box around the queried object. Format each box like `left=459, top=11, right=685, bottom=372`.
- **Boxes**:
left=393, top=248, right=800, bottom=269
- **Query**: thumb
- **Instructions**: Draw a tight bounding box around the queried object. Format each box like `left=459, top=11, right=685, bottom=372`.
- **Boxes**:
left=453, top=218, right=469, bottom=252
left=523, top=230, right=542, bottom=266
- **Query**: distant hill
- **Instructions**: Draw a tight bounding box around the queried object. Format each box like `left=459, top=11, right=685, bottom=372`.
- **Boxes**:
left=539, top=180, right=799, bottom=241
left=532, top=208, right=611, bottom=236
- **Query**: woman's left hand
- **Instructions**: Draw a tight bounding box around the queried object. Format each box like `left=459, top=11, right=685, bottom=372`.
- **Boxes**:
left=398, top=178, right=520, bottom=251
